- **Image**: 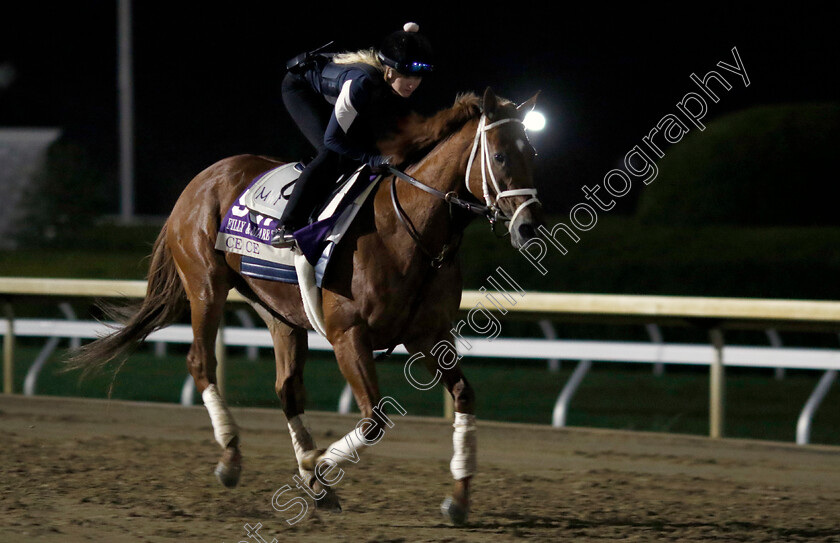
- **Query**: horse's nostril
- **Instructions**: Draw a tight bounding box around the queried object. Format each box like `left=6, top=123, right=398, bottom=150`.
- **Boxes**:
left=518, top=223, right=537, bottom=240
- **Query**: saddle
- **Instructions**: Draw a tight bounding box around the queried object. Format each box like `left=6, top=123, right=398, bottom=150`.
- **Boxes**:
left=215, top=162, right=380, bottom=335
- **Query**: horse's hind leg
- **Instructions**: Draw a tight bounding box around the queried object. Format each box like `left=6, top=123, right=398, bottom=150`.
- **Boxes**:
left=177, top=261, right=243, bottom=487
left=404, top=331, right=476, bottom=526
left=251, top=305, right=341, bottom=512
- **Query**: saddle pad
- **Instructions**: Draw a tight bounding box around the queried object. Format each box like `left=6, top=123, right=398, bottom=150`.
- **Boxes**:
left=216, top=164, right=381, bottom=336
left=215, top=173, right=295, bottom=268
left=311, top=177, right=380, bottom=287
left=215, top=162, right=372, bottom=272
left=242, top=162, right=303, bottom=220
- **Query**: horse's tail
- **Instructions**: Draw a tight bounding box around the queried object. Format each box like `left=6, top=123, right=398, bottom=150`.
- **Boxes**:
left=65, top=221, right=188, bottom=376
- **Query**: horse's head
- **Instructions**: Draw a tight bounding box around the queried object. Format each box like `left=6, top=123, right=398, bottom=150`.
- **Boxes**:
left=466, top=87, right=544, bottom=249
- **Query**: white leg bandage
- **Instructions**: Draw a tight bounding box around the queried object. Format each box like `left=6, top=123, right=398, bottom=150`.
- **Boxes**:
left=450, top=412, right=477, bottom=480
left=201, top=384, right=239, bottom=448
left=287, top=414, right=317, bottom=478
left=319, top=427, right=368, bottom=468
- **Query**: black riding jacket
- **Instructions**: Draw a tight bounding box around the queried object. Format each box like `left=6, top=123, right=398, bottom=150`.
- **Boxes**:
left=299, top=58, right=413, bottom=165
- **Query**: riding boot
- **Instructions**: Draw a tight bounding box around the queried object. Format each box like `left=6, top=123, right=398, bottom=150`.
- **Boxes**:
left=271, top=149, right=339, bottom=248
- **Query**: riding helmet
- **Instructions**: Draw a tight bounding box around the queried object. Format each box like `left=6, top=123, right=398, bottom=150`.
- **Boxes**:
left=378, top=22, right=434, bottom=76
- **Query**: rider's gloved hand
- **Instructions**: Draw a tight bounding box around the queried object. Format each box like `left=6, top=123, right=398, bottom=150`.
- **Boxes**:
left=368, top=154, right=392, bottom=174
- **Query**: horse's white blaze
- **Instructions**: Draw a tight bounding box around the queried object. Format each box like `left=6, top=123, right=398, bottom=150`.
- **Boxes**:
left=450, top=412, right=477, bottom=480
left=202, top=384, right=239, bottom=448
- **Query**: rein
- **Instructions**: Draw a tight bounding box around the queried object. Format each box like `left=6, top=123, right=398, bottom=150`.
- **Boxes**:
left=389, top=167, right=492, bottom=217
left=387, top=113, right=541, bottom=266
left=389, top=174, right=466, bottom=268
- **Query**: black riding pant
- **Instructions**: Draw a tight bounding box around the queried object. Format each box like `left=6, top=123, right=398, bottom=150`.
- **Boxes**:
left=280, top=72, right=347, bottom=228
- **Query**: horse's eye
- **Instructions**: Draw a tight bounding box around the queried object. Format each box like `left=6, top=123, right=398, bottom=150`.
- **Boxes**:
left=493, top=153, right=506, bottom=165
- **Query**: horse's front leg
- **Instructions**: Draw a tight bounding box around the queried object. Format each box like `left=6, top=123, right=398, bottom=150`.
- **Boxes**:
left=254, top=305, right=342, bottom=512
left=301, top=325, right=389, bottom=488
left=404, top=332, right=476, bottom=526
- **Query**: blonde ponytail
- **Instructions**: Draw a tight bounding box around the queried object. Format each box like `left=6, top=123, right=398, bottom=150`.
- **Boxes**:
left=332, top=48, right=385, bottom=72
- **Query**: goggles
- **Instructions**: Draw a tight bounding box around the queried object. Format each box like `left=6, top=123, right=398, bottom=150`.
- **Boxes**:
left=395, top=61, right=433, bottom=75
left=379, top=53, right=434, bottom=76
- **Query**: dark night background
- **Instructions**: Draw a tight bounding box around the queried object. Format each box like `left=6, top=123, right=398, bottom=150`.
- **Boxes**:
left=5, top=4, right=840, bottom=457
left=2, top=3, right=836, bottom=217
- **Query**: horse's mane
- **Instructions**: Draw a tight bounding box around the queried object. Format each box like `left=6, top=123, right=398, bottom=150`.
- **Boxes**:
left=377, top=92, right=483, bottom=166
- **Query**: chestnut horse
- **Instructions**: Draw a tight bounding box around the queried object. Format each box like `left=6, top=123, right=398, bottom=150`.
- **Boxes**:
left=67, top=87, right=543, bottom=525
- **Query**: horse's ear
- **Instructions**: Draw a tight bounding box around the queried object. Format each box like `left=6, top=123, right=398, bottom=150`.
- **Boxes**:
left=516, top=91, right=540, bottom=120
left=482, top=87, right=499, bottom=119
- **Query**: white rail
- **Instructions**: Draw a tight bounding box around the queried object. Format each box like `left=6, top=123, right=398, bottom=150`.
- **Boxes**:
left=3, top=277, right=840, bottom=444
left=3, top=316, right=840, bottom=443
left=797, top=370, right=837, bottom=445
left=4, top=277, right=840, bottom=323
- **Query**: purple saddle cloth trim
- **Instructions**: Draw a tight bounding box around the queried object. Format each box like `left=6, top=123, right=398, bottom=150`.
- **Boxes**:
left=293, top=215, right=340, bottom=266
left=293, top=171, right=379, bottom=265
left=220, top=165, right=378, bottom=282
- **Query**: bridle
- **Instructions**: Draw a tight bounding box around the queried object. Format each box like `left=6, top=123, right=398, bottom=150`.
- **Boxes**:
left=464, top=115, right=540, bottom=231
left=388, top=113, right=540, bottom=266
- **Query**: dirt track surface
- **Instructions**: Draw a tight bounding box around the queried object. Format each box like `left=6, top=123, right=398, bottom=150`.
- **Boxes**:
left=2, top=396, right=840, bottom=542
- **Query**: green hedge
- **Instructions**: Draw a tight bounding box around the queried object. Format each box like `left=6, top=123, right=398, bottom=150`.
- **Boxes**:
left=635, top=102, right=840, bottom=227
left=3, top=218, right=840, bottom=302
left=459, top=217, right=840, bottom=301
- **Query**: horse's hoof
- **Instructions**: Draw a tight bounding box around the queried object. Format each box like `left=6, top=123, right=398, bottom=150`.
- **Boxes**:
left=302, top=475, right=341, bottom=512
left=215, top=461, right=241, bottom=488
left=441, top=496, right=468, bottom=526
left=299, top=448, right=327, bottom=471
left=215, top=446, right=242, bottom=488
left=315, top=484, right=342, bottom=513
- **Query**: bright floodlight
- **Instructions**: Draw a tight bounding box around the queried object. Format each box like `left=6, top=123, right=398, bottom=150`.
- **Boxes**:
left=523, top=110, right=546, bottom=131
